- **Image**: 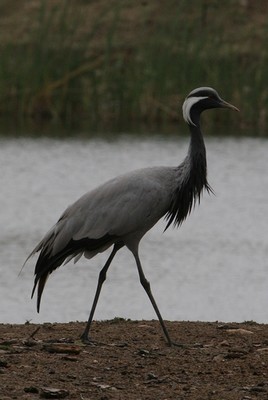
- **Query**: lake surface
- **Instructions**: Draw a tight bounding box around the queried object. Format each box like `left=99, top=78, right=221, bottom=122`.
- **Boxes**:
left=0, top=134, right=267, bottom=325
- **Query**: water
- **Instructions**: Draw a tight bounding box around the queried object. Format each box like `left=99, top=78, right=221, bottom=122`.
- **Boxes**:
left=0, top=135, right=268, bottom=325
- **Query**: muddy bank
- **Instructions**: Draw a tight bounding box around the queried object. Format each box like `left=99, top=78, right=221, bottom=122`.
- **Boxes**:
left=0, top=320, right=268, bottom=399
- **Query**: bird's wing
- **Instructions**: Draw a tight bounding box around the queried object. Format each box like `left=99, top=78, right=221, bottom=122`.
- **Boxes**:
left=70, top=167, right=174, bottom=241
left=27, top=167, right=175, bottom=264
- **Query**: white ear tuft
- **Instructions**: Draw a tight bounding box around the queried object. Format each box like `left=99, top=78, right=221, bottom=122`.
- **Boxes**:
left=182, top=96, right=207, bottom=126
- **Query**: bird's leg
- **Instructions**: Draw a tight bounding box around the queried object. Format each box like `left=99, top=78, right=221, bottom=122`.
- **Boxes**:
left=133, top=252, right=181, bottom=347
left=81, top=242, right=123, bottom=344
left=134, top=255, right=199, bottom=348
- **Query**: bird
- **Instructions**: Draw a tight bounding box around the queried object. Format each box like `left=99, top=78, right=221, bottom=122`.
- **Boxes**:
left=24, top=87, right=239, bottom=346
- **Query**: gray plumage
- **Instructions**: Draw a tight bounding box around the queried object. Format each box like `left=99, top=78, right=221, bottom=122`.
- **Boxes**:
left=25, top=87, right=239, bottom=346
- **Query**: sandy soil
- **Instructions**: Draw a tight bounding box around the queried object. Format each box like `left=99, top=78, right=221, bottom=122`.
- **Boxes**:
left=0, top=319, right=268, bottom=399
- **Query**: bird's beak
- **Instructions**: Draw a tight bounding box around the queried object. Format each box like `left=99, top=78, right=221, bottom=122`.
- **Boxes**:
left=219, top=99, right=240, bottom=112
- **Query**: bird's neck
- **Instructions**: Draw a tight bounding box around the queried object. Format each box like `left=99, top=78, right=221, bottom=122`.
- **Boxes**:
left=183, top=121, right=210, bottom=208
left=164, top=121, right=211, bottom=230
left=187, top=122, right=207, bottom=180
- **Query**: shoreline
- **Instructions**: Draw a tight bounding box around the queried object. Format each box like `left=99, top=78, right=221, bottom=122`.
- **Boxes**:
left=1, top=320, right=268, bottom=398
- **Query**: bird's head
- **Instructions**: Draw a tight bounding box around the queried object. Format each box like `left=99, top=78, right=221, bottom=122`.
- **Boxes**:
left=182, top=87, right=239, bottom=126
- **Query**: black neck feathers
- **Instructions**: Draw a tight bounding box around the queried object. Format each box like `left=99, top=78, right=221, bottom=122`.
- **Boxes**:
left=165, top=122, right=212, bottom=229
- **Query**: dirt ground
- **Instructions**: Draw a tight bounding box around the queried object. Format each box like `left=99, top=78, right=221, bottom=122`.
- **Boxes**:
left=0, top=319, right=268, bottom=400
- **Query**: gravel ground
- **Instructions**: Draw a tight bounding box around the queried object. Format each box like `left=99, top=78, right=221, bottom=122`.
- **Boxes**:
left=0, top=320, right=268, bottom=399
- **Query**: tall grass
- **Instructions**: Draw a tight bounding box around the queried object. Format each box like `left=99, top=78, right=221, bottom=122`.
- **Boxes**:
left=0, top=1, right=113, bottom=122
left=1, top=0, right=268, bottom=135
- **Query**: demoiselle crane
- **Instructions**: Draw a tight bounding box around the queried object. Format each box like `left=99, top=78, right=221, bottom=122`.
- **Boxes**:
left=25, top=87, right=239, bottom=346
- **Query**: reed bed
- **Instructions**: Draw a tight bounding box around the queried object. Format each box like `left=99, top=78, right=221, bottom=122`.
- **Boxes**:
left=1, top=0, right=268, bottom=135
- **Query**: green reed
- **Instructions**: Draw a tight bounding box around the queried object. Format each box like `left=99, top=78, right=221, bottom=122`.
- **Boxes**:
left=1, top=0, right=268, bottom=135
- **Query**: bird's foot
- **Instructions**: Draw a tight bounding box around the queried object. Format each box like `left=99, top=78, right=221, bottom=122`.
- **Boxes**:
left=80, top=333, right=95, bottom=345
left=80, top=332, right=107, bottom=346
